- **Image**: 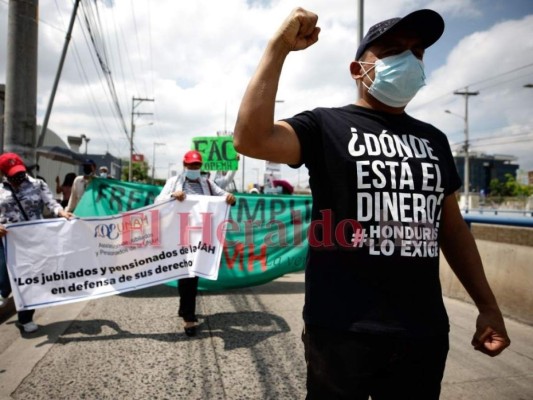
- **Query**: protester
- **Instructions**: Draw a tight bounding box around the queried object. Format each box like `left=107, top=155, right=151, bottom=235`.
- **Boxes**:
left=98, top=166, right=109, bottom=178
left=27, top=164, right=47, bottom=182
left=213, top=154, right=240, bottom=191
left=65, top=159, right=96, bottom=213
left=0, top=152, right=73, bottom=333
left=233, top=8, right=510, bottom=399
left=55, top=172, right=77, bottom=208
left=154, top=150, right=236, bottom=337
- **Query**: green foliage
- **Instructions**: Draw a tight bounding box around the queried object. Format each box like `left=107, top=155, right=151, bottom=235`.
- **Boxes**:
left=152, top=178, right=166, bottom=187
left=121, top=159, right=150, bottom=182
left=489, top=174, right=533, bottom=198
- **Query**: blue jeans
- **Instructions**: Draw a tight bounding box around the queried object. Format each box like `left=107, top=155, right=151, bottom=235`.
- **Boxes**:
left=0, top=241, right=35, bottom=324
left=302, top=325, right=449, bottom=400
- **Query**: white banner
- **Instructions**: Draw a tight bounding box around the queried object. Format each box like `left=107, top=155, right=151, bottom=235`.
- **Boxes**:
left=4, top=196, right=230, bottom=311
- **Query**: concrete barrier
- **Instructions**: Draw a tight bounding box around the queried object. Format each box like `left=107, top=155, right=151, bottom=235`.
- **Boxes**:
left=440, top=224, right=533, bottom=326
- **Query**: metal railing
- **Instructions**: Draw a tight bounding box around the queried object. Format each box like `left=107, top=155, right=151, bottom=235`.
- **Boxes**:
left=463, top=211, right=533, bottom=228
left=463, top=208, right=533, bottom=217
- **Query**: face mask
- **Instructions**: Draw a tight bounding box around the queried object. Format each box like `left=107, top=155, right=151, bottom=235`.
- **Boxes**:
left=7, top=172, right=27, bottom=186
left=359, top=50, right=426, bottom=108
left=99, top=173, right=108, bottom=178
left=185, top=170, right=201, bottom=180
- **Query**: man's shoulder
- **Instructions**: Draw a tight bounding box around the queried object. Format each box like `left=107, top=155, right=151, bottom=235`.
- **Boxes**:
left=307, top=104, right=356, bottom=116
left=286, top=105, right=359, bottom=129
left=402, top=113, right=446, bottom=135
left=166, top=175, right=181, bottom=184
left=26, top=176, right=45, bottom=186
left=203, top=177, right=225, bottom=192
left=162, top=174, right=183, bottom=190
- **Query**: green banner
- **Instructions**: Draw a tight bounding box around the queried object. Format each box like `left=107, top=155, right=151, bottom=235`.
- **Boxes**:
left=75, top=178, right=311, bottom=290
left=192, top=136, right=238, bottom=171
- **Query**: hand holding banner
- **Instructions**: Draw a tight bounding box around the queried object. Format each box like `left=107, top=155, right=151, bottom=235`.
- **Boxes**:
left=5, top=195, right=230, bottom=311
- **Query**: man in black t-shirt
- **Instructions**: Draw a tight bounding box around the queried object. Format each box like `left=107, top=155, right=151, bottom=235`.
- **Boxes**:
left=234, top=7, right=510, bottom=399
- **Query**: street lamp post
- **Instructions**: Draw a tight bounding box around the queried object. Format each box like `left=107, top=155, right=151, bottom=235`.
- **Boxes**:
left=151, top=142, right=164, bottom=184
left=445, top=109, right=470, bottom=208
left=445, top=112, right=473, bottom=210
left=452, top=88, right=478, bottom=212
left=80, top=134, right=90, bottom=155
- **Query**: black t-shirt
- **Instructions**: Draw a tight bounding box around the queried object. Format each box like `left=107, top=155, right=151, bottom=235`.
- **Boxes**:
left=285, top=104, right=462, bottom=337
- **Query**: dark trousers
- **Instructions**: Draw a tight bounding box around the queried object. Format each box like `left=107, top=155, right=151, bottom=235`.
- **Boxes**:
left=302, top=325, right=449, bottom=400
left=178, top=277, right=199, bottom=322
left=0, top=242, right=35, bottom=324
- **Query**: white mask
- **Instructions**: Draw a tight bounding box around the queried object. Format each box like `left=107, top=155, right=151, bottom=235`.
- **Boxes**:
left=359, top=50, right=426, bottom=108
left=185, top=170, right=201, bottom=180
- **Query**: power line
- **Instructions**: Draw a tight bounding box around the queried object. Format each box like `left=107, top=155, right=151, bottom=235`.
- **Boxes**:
left=130, top=0, right=148, bottom=97
left=80, top=0, right=129, bottom=141
left=464, top=62, right=533, bottom=89
left=76, top=1, right=128, bottom=144
left=409, top=62, right=533, bottom=113
left=475, top=71, right=533, bottom=92
left=51, top=0, right=121, bottom=156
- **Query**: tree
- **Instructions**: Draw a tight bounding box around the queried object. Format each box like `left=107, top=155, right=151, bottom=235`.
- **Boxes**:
left=121, top=159, right=150, bottom=182
left=489, top=174, right=533, bottom=198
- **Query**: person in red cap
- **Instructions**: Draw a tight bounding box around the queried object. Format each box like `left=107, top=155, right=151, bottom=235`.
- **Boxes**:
left=154, top=149, right=236, bottom=337
left=234, top=7, right=510, bottom=399
left=0, top=152, right=73, bottom=334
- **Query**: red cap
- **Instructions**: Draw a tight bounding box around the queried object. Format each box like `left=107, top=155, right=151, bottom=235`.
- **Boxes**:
left=0, top=153, right=27, bottom=177
left=183, top=150, right=203, bottom=164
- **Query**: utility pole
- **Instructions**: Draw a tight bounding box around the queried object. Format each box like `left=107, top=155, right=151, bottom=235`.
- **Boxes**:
left=453, top=87, right=479, bottom=212
left=37, top=0, right=81, bottom=149
left=129, top=96, right=154, bottom=182
left=4, top=0, right=38, bottom=163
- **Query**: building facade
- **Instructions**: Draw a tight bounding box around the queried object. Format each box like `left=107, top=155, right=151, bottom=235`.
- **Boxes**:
left=453, top=152, right=519, bottom=193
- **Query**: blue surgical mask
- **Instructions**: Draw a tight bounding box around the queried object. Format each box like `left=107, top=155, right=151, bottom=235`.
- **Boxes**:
left=185, top=170, right=201, bottom=180
left=359, top=50, right=426, bottom=108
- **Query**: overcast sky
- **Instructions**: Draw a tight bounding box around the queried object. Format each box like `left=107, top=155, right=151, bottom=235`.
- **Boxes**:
left=1, top=0, right=532, bottom=188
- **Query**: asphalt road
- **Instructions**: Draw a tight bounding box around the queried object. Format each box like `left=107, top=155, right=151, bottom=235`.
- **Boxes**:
left=0, top=272, right=532, bottom=399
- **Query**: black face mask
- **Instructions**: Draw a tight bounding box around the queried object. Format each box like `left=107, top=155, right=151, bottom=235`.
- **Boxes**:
left=83, top=164, right=94, bottom=175
left=7, top=172, right=27, bottom=186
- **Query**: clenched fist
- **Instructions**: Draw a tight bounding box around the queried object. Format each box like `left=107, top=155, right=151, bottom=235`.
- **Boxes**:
left=274, top=8, right=320, bottom=52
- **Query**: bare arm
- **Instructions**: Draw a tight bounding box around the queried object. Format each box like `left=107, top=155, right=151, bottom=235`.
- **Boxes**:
left=65, top=180, right=80, bottom=213
left=233, top=7, right=320, bottom=164
left=55, top=176, right=62, bottom=194
left=439, top=194, right=510, bottom=356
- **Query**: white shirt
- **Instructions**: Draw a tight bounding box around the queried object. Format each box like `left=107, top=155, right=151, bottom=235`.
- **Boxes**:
left=65, top=175, right=92, bottom=212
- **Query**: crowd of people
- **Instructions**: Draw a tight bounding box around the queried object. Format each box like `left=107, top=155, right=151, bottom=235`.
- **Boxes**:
left=0, top=150, right=238, bottom=337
